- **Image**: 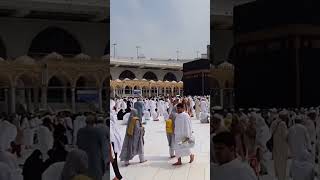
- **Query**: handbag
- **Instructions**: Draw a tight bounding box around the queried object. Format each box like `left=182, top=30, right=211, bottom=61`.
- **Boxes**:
left=176, top=134, right=195, bottom=149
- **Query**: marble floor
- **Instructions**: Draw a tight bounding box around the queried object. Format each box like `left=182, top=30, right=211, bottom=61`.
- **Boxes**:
left=111, top=117, right=210, bottom=180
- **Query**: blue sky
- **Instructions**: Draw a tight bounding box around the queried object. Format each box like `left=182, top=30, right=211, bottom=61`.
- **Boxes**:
left=111, top=0, right=210, bottom=59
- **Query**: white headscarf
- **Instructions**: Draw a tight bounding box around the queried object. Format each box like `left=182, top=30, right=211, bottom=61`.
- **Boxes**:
left=254, top=113, right=271, bottom=148
left=60, top=149, right=88, bottom=180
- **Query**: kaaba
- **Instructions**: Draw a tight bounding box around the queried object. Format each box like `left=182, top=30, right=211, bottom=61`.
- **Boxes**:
left=183, top=59, right=212, bottom=96
left=233, top=0, right=320, bottom=108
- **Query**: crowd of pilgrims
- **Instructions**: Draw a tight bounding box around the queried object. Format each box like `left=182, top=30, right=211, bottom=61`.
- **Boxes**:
left=0, top=111, right=110, bottom=180
left=211, top=107, right=320, bottom=180
left=110, top=96, right=210, bottom=169
left=112, top=96, right=210, bottom=123
left=0, top=95, right=210, bottom=180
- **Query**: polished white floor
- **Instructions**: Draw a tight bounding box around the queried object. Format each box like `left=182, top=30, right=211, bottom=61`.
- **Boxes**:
left=112, top=117, right=210, bottom=180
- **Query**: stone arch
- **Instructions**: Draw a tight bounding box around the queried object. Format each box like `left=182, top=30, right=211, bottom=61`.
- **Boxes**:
left=28, top=27, right=82, bottom=58
left=163, top=72, right=177, bottom=81
left=119, top=70, right=136, bottom=80
left=75, top=75, right=98, bottom=88
left=15, top=73, right=38, bottom=88
left=75, top=75, right=99, bottom=104
left=14, top=73, right=39, bottom=111
left=143, top=71, right=158, bottom=81
left=124, top=86, right=131, bottom=94
left=47, top=75, right=71, bottom=103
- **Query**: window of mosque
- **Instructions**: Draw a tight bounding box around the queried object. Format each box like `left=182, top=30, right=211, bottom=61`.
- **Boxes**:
left=163, top=72, right=177, bottom=81
left=119, top=70, right=136, bottom=80
left=143, top=71, right=158, bottom=81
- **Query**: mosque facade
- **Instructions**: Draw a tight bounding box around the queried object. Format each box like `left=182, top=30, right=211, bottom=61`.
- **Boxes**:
left=110, top=57, right=186, bottom=98
left=0, top=0, right=109, bottom=114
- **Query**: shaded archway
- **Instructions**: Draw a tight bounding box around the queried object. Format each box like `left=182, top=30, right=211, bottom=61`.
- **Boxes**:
left=75, top=76, right=98, bottom=106
left=163, top=72, right=177, bottom=81
left=47, top=75, right=71, bottom=103
left=119, top=70, right=136, bottom=80
left=0, top=75, right=11, bottom=113
left=124, top=86, right=131, bottom=95
left=28, top=27, right=81, bottom=58
left=15, top=74, right=37, bottom=113
left=143, top=71, right=158, bottom=81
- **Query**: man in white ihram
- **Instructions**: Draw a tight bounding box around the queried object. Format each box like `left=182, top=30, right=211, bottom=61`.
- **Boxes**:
left=172, top=103, right=194, bottom=165
left=288, top=115, right=314, bottom=180
left=211, top=132, right=257, bottom=180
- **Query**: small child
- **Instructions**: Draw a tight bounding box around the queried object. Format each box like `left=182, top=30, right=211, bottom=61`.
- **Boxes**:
left=166, top=114, right=175, bottom=158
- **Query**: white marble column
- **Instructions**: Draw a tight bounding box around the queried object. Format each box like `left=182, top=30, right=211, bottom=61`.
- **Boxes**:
left=149, top=88, right=151, bottom=97
left=156, top=87, right=159, bottom=97
left=178, top=88, right=181, bottom=95
left=72, top=87, right=76, bottom=113
left=98, top=88, right=103, bottom=112
left=10, top=86, right=16, bottom=113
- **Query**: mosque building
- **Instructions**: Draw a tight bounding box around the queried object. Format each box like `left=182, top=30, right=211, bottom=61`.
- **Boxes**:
left=0, top=0, right=109, bottom=114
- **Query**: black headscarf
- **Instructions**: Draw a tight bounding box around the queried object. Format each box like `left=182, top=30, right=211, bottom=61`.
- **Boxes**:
left=23, top=149, right=45, bottom=180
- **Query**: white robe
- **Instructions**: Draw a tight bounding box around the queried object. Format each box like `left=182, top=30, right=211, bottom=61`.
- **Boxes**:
left=211, top=159, right=257, bottom=180
left=42, top=162, right=65, bottom=180
left=0, top=151, right=19, bottom=170
left=174, top=112, right=193, bottom=157
left=21, top=118, right=33, bottom=147
left=200, top=100, right=208, bottom=114
left=0, top=162, right=14, bottom=180
left=73, top=115, right=86, bottom=145
left=122, top=113, right=131, bottom=125
left=110, top=99, right=116, bottom=110
left=64, top=117, right=73, bottom=144
left=143, top=110, right=151, bottom=121
left=288, top=124, right=314, bottom=180
left=0, top=121, right=17, bottom=151
left=303, top=118, right=316, bottom=162
left=38, top=125, right=54, bottom=159
left=110, top=116, right=122, bottom=154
